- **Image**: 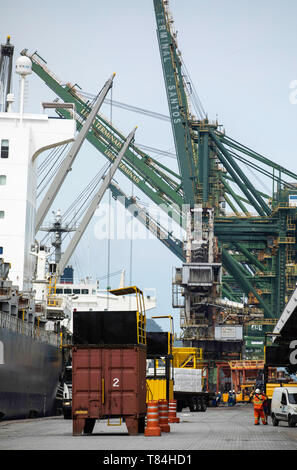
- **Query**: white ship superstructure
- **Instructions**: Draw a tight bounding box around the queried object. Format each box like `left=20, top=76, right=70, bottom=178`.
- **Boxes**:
left=46, top=275, right=157, bottom=333
left=0, top=56, right=75, bottom=292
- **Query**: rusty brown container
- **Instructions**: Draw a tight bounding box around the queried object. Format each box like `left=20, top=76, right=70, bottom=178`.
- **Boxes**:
left=72, top=345, right=147, bottom=436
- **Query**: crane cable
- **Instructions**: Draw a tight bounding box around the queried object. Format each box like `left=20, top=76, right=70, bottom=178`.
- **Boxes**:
left=180, top=57, right=207, bottom=120
left=38, top=144, right=66, bottom=176
left=129, top=136, right=137, bottom=286
left=39, top=86, right=112, bottom=257
left=79, top=90, right=171, bottom=122
left=39, top=162, right=109, bottom=249
left=37, top=144, right=70, bottom=197
left=128, top=139, right=137, bottom=311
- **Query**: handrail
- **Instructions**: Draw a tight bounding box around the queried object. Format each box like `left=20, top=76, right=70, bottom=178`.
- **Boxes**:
left=0, top=310, right=61, bottom=347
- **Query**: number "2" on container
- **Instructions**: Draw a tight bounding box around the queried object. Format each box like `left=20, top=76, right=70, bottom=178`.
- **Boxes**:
left=113, top=377, right=120, bottom=387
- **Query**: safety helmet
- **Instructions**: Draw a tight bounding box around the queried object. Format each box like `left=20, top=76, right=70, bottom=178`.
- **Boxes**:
left=255, top=388, right=261, bottom=394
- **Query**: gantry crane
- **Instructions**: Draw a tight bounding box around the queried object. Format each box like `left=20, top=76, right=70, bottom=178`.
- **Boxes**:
left=152, top=0, right=297, bottom=359
left=21, top=1, right=297, bottom=361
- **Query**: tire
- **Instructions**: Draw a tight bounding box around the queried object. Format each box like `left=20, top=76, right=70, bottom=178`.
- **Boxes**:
left=271, top=414, right=279, bottom=427
left=83, top=418, right=96, bottom=434
left=192, top=397, right=201, bottom=412
left=176, top=400, right=183, bottom=412
left=196, top=398, right=202, bottom=412
left=63, top=409, right=72, bottom=420
left=189, top=400, right=195, bottom=412
left=288, top=415, right=296, bottom=427
left=201, top=400, right=207, bottom=412
left=138, top=417, right=145, bottom=434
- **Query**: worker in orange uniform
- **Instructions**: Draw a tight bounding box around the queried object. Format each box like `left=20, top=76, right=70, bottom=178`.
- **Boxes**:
left=253, top=388, right=268, bottom=425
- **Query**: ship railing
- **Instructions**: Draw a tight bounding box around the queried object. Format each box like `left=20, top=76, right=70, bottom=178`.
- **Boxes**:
left=0, top=310, right=61, bottom=348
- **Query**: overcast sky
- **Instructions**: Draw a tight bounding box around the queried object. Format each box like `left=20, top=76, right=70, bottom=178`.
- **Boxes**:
left=2, top=0, right=297, bottom=333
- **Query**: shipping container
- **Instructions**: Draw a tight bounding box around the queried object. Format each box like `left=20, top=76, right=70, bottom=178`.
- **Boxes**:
left=72, top=345, right=147, bottom=435
left=73, top=310, right=146, bottom=346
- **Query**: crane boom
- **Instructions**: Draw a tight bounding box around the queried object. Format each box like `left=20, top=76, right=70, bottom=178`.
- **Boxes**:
left=109, top=180, right=185, bottom=261
left=20, top=49, right=184, bottom=218
left=153, top=0, right=197, bottom=206
left=35, top=73, right=115, bottom=233
left=56, top=126, right=137, bottom=276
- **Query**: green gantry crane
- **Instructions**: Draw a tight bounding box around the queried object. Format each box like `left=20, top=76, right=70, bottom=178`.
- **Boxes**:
left=22, top=0, right=297, bottom=361
left=152, top=0, right=297, bottom=359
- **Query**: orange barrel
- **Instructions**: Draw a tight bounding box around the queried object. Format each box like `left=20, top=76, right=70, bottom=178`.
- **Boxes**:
left=158, top=399, right=170, bottom=433
left=168, top=399, right=180, bottom=423
left=144, top=400, right=161, bottom=437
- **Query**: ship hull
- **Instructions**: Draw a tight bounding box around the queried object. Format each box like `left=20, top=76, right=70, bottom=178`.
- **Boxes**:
left=0, top=327, right=63, bottom=420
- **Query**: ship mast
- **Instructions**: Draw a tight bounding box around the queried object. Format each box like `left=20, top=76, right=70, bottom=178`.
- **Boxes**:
left=0, top=36, right=14, bottom=112
left=40, top=210, right=76, bottom=266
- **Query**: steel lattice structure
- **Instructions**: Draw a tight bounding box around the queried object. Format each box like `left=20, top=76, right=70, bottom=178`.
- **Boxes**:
left=22, top=0, right=297, bottom=359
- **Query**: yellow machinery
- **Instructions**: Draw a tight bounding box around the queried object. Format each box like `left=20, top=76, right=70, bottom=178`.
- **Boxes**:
left=264, top=343, right=297, bottom=411
left=145, top=326, right=211, bottom=411
left=146, top=331, right=174, bottom=402
left=145, top=318, right=208, bottom=406
left=240, top=384, right=255, bottom=402
left=172, top=347, right=203, bottom=369
left=228, top=360, right=265, bottom=402
left=146, top=316, right=174, bottom=402
left=265, top=382, right=297, bottom=400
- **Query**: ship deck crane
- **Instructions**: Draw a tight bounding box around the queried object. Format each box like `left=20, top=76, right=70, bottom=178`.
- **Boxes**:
left=56, top=126, right=137, bottom=276
left=35, top=73, right=116, bottom=233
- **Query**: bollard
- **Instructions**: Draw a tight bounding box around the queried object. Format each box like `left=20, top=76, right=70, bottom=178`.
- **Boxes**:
left=144, top=400, right=161, bottom=436
left=158, top=399, right=170, bottom=433
left=168, top=399, right=180, bottom=423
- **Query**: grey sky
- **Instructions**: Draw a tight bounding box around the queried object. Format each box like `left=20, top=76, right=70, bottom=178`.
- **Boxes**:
left=2, top=0, right=297, bottom=332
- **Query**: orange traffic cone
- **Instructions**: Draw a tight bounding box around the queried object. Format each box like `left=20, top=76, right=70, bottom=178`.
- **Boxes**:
left=144, top=400, right=161, bottom=437
left=158, top=399, right=170, bottom=433
left=168, top=399, right=180, bottom=423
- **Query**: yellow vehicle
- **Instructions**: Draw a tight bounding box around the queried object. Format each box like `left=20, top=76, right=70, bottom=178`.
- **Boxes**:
left=146, top=331, right=174, bottom=402
left=145, top=316, right=212, bottom=410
